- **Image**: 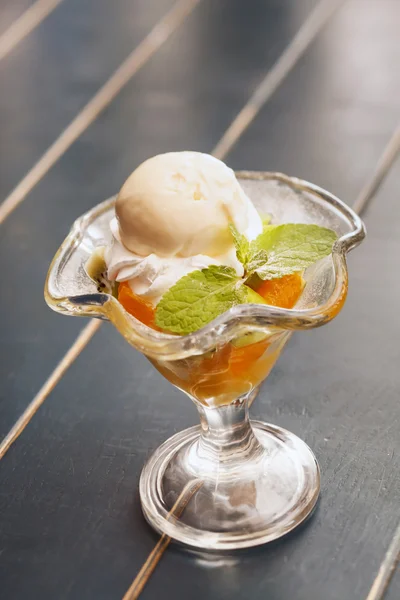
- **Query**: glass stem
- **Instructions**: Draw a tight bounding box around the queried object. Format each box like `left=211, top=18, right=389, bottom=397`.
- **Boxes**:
left=192, top=392, right=263, bottom=475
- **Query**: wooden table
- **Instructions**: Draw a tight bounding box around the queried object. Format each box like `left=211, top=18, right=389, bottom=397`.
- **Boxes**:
left=0, top=0, right=399, bottom=598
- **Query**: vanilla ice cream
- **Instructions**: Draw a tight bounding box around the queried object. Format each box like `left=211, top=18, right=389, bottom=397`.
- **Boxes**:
left=106, top=152, right=263, bottom=303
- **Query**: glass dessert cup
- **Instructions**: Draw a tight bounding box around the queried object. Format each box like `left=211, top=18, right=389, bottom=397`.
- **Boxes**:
left=45, top=172, right=365, bottom=550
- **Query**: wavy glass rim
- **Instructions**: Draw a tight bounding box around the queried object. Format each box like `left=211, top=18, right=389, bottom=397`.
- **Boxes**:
left=45, top=171, right=365, bottom=360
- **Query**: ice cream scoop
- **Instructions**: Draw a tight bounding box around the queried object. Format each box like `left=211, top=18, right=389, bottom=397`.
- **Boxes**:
left=115, top=151, right=262, bottom=258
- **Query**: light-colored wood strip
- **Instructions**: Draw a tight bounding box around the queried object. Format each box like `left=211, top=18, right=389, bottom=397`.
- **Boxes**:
left=122, top=480, right=203, bottom=600
left=353, top=123, right=400, bottom=215
left=0, top=319, right=101, bottom=460
left=365, top=524, right=400, bottom=600
left=0, top=0, right=201, bottom=225
left=212, top=0, right=347, bottom=160
left=0, top=0, right=63, bottom=63
left=123, top=535, right=171, bottom=600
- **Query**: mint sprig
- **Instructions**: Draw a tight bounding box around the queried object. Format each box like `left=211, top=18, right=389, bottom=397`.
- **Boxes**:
left=155, top=222, right=337, bottom=334
left=250, top=223, right=337, bottom=280
left=229, top=224, right=249, bottom=265
left=155, top=266, right=247, bottom=335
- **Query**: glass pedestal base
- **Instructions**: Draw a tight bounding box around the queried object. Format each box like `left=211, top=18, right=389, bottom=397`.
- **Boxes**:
left=140, top=421, right=320, bottom=550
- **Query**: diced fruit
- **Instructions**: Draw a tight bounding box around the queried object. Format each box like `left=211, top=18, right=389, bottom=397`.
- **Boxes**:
left=118, top=281, right=156, bottom=327
left=232, top=274, right=303, bottom=348
left=229, top=338, right=269, bottom=377
left=232, top=286, right=267, bottom=348
left=244, top=286, right=268, bottom=305
left=86, top=247, right=119, bottom=295
left=85, top=247, right=106, bottom=279
left=231, top=331, right=267, bottom=349
left=117, top=270, right=304, bottom=405
left=255, top=273, right=304, bottom=309
left=183, top=336, right=269, bottom=400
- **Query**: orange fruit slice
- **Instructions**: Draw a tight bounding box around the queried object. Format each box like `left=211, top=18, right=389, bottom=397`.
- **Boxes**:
left=255, top=273, right=304, bottom=309
left=118, top=281, right=156, bottom=327
left=229, top=338, right=269, bottom=378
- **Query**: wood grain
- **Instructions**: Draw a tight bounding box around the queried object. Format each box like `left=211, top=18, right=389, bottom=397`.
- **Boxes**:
left=0, top=0, right=318, bottom=439
left=0, top=0, right=63, bottom=63
left=0, top=0, right=399, bottom=599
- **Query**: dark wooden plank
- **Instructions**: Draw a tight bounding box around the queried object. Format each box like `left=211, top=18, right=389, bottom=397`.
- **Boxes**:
left=0, top=0, right=175, bottom=199
left=0, top=327, right=171, bottom=599
left=386, top=566, right=400, bottom=600
left=0, top=0, right=317, bottom=436
left=228, top=0, right=400, bottom=203
left=1, top=0, right=399, bottom=599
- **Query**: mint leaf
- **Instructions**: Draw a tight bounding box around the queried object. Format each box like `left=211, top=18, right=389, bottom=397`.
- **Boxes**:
left=154, top=223, right=338, bottom=334
left=229, top=224, right=249, bottom=266
left=250, top=223, right=337, bottom=280
left=246, top=249, right=269, bottom=276
left=155, top=266, right=246, bottom=334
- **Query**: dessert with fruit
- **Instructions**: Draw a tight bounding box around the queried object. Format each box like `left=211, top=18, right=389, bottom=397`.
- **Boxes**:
left=87, top=151, right=337, bottom=406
